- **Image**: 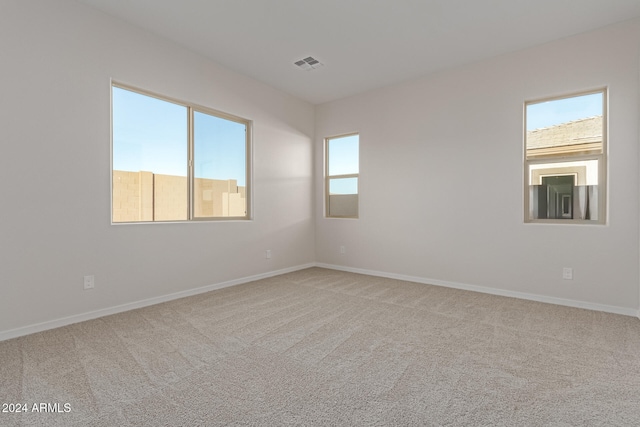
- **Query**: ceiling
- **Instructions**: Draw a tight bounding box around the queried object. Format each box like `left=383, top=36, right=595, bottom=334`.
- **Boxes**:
left=76, top=0, right=640, bottom=105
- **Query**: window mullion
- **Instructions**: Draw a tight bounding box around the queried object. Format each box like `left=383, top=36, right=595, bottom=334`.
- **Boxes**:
left=188, top=107, right=194, bottom=220
left=329, top=173, right=359, bottom=180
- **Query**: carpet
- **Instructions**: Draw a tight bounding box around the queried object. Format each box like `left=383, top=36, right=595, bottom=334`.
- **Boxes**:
left=1, top=267, right=639, bottom=426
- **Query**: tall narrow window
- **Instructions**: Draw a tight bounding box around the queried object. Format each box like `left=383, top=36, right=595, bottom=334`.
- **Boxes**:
left=112, top=84, right=250, bottom=223
left=524, top=89, right=606, bottom=223
left=326, top=133, right=359, bottom=218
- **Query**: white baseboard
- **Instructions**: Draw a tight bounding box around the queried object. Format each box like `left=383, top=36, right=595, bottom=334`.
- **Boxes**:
left=0, top=263, right=316, bottom=342
left=3, top=262, right=636, bottom=342
left=315, top=263, right=639, bottom=318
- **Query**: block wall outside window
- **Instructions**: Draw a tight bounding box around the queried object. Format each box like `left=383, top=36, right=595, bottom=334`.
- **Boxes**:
left=112, top=172, right=243, bottom=222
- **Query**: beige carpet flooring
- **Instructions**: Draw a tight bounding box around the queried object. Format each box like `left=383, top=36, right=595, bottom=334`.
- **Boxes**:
left=1, top=267, right=640, bottom=426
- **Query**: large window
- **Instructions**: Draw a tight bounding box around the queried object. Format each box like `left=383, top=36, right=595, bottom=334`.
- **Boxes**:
left=325, top=133, right=359, bottom=218
left=524, top=89, right=606, bottom=223
left=112, top=83, right=250, bottom=223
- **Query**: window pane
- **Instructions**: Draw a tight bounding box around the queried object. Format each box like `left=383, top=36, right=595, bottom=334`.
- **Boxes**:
left=193, top=111, right=247, bottom=218
left=112, top=87, right=187, bottom=222
left=526, top=92, right=603, bottom=158
left=528, top=160, right=598, bottom=221
left=328, top=178, right=358, bottom=217
left=328, top=134, right=359, bottom=175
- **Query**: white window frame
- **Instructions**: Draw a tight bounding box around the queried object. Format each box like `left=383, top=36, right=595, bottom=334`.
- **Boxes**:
left=524, top=88, right=607, bottom=224
left=111, top=82, right=252, bottom=223
left=325, top=133, right=359, bottom=219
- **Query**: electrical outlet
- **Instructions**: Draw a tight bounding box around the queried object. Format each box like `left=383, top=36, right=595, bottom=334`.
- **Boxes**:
left=562, top=267, right=573, bottom=280
left=83, top=275, right=95, bottom=290
left=265, top=249, right=272, bottom=259
left=340, top=246, right=346, bottom=254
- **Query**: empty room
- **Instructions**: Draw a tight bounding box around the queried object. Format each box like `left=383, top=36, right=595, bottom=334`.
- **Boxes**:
left=1, top=0, right=640, bottom=425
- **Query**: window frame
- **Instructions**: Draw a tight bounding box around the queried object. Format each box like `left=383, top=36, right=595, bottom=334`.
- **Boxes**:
left=523, top=88, right=607, bottom=225
left=325, top=132, right=359, bottom=219
left=111, top=82, right=252, bottom=223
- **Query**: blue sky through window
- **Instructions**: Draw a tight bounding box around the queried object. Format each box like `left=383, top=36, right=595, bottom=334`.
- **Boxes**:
left=112, top=86, right=246, bottom=185
left=194, top=111, right=246, bottom=186
left=526, top=92, right=603, bottom=131
left=328, top=134, right=359, bottom=195
left=112, top=87, right=187, bottom=176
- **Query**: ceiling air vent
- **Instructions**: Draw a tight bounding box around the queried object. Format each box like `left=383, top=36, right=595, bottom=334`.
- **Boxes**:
left=294, top=56, right=324, bottom=71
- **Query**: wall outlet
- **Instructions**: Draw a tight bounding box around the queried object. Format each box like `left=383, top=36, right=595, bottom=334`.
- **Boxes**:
left=340, top=245, right=346, bottom=254
left=83, top=275, right=95, bottom=290
left=562, top=267, right=573, bottom=280
left=265, top=249, right=272, bottom=259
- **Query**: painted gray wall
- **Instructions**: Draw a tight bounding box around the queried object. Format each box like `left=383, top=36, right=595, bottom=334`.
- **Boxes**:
left=315, top=19, right=640, bottom=312
left=0, top=0, right=315, bottom=333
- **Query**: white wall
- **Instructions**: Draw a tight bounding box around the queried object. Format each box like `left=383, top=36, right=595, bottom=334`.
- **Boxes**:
left=1, top=2, right=638, bottom=340
left=0, top=0, right=315, bottom=336
left=315, top=19, right=640, bottom=313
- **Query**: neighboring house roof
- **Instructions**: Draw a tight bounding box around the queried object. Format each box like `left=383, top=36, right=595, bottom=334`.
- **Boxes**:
left=527, top=116, right=602, bottom=149
left=526, top=116, right=602, bottom=157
